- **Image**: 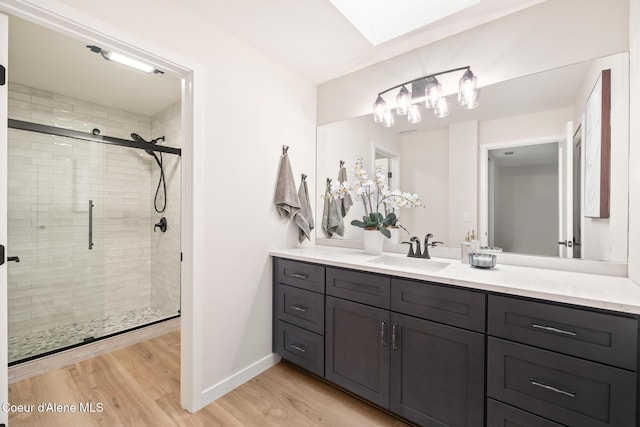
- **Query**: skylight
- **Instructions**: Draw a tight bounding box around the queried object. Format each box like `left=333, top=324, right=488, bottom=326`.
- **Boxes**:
left=328, top=0, right=481, bottom=45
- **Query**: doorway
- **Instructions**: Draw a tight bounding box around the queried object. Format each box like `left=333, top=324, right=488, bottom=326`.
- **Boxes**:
left=0, top=2, right=198, bottom=416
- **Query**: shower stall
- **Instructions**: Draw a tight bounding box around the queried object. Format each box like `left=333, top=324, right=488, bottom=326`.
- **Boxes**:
left=6, top=83, right=182, bottom=364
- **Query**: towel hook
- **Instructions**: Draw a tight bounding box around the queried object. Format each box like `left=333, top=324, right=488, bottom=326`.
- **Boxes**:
left=339, top=160, right=345, bottom=168
left=301, top=174, right=307, bottom=181
left=282, top=145, right=289, bottom=155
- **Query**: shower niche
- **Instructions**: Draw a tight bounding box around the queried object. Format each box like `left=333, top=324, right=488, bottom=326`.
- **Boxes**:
left=6, top=83, right=182, bottom=364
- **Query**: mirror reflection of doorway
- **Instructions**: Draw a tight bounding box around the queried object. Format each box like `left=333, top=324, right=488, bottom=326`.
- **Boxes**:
left=488, top=142, right=559, bottom=256
left=374, top=149, right=400, bottom=190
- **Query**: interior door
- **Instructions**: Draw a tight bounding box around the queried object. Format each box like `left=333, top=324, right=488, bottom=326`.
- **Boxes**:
left=0, top=11, right=10, bottom=426
left=558, top=121, right=574, bottom=258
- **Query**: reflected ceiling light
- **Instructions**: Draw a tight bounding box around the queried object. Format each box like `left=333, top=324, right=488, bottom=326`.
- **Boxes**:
left=434, top=97, right=450, bottom=118
left=86, top=45, right=163, bottom=74
left=407, top=104, right=422, bottom=124
left=372, top=66, right=479, bottom=127
left=382, top=110, right=395, bottom=128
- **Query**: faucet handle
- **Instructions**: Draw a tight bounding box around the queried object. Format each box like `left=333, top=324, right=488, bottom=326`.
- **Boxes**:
left=401, top=241, right=415, bottom=257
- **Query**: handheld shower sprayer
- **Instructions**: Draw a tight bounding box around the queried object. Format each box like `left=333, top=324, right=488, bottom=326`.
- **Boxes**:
left=131, top=132, right=167, bottom=213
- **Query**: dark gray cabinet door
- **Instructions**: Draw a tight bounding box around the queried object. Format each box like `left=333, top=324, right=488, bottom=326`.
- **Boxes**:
left=325, top=296, right=390, bottom=408
left=389, top=312, right=485, bottom=426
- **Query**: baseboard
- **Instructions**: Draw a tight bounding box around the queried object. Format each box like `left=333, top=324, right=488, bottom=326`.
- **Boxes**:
left=196, top=353, right=282, bottom=410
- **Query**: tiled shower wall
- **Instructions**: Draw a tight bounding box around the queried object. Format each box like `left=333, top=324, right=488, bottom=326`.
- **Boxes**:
left=150, top=101, right=181, bottom=315
left=7, top=82, right=180, bottom=340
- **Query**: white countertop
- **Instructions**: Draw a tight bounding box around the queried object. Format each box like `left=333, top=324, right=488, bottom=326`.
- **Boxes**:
left=270, top=246, right=640, bottom=315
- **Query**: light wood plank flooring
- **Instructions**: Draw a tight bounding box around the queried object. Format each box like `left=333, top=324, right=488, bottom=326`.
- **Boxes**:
left=8, top=331, right=409, bottom=426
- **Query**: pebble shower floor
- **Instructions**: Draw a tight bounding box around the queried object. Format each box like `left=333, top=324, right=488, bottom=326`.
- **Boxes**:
left=8, top=306, right=168, bottom=363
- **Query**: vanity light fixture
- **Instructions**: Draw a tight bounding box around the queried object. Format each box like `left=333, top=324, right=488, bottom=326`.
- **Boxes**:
left=86, top=45, right=164, bottom=74
left=373, top=66, right=479, bottom=127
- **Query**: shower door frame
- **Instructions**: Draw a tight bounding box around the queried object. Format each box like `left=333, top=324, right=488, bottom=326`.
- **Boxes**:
left=0, top=1, right=201, bottom=413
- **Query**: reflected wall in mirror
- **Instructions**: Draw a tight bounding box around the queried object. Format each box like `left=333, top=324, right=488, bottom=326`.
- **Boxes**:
left=316, top=52, right=629, bottom=262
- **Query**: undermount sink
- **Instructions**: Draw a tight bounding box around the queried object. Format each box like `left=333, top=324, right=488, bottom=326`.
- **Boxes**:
left=368, top=255, right=449, bottom=272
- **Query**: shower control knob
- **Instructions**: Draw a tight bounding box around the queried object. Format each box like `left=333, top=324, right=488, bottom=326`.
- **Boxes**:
left=154, top=217, right=168, bottom=233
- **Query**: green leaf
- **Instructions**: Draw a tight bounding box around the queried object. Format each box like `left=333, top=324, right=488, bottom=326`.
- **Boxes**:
left=379, top=226, right=391, bottom=238
left=350, top=220, right=366, bottom=228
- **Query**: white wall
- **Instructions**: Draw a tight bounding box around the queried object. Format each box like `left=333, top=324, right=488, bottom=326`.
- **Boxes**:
left=400, top=128, right=449, bottom=241
left=317, top=0, right=629, bottom=125
left=630, top=0, right=640, bottom=282
left=3, top=0, right=317, bottom=413
left=449, top=121, right=478, bottom=246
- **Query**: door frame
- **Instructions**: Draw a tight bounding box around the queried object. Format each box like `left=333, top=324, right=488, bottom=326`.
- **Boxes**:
left=0, top=1, right=202, bottom=412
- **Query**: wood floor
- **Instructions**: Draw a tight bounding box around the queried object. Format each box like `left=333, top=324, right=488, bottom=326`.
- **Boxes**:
left=8, top=331, right=409, bottom=426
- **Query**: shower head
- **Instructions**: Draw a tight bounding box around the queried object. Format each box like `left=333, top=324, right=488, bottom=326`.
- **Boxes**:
left=131, top=132, right=160, bottom=164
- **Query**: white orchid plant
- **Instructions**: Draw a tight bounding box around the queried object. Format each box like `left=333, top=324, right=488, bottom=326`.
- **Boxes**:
left=349, top=157, right=424, bottom=238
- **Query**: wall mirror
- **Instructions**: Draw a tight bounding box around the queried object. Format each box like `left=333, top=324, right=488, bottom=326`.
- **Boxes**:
left=316, top=51, right=629, bottom=264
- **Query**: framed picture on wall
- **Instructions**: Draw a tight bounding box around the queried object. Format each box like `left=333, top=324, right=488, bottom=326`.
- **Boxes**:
left=584, top=69, right=611, bottom=218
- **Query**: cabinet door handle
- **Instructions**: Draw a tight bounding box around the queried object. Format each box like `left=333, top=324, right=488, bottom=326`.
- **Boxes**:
left=289, top=273, right=308, bottom=279
left=530, top=378, right=576, bottom=397
left=381, top=321, right=387, bottom=347
left=532, top=324, right=577, bottom=336
left=290, top=304, right=308, bottom=313
left=289, top=343, right=308, bottom=353
left=391, top=324, right=398, bottom=350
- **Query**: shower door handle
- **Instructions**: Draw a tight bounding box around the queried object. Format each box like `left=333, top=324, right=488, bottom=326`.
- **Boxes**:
left=88, top=200, right=94, bottom=250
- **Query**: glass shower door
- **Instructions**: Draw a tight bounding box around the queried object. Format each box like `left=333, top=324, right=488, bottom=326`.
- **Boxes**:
left=7, top=129, right=106, bottom=363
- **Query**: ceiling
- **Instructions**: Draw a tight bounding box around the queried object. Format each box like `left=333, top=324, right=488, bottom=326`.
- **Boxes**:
left=6, top=0, right=546, bottom=117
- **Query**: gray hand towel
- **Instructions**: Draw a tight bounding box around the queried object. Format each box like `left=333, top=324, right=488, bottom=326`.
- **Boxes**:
left=294, top=177, right=314, bottom=243
left=322, top=181, right=344, bottom=238
left=337, top=166, right=353, bottom=217
left=274, top=153, right=301, bottom=219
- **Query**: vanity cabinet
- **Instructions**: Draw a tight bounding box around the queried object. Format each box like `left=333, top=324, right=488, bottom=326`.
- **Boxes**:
left=325, top=267, right=485, bottom=426
left=273, top=258, right=326, bottom=377
left=488, top=295, right=638, bottom=427
left=272, top=256, right=640, bottom=426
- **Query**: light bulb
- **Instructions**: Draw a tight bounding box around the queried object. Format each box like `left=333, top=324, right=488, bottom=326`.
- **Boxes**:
left=458, top=69, right=479, bottom=109
left=396, top=86, right=411, bottom=115
left=407, top=104, right=422, bottom=124
left=434, top=97, right=449, bottom=118
left=373, top=95, right=387, bottom=123
left=425, top=77, right=442, bottom=109
left=382, top=110, right=395, bottom=128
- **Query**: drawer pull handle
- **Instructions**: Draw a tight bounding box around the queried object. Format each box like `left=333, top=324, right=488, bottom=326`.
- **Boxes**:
left=530, top=378, right=576, bottom=398
left=532, top=324, right=577, bottom=336
left=381, top=321, right=387, bottom=347
left=290, top=304, right=308, bottom=313
left=289, top=343, right=308, bottom=353
left=391, top=324, right=398, bottom=350
left=289, top=273, right=308, bottom=279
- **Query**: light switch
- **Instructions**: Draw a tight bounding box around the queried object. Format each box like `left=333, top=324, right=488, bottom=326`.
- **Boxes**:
left=463, top=211, right=471, bottom=222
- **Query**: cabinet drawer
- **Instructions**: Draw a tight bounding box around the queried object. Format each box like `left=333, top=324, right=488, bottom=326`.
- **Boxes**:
left=488, top=337, right=636, bottom=427
left=275, top=258, right=325, bottom=293
left=275, top=321, right=324, bottom=377
left=277, top=284, right=324, bottom=335
left=487, top=399, right=564, bottom=427
left=488, top=295, right=638, bottom=370
left=326, top=268, right=390, bottom=309
left=391, top=278, right=486, bottom=332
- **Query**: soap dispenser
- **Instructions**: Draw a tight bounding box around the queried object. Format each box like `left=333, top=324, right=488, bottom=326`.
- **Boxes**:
left=461, top=232, right=472, bottom=264
left=469, top=229, right=480, bottom=253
